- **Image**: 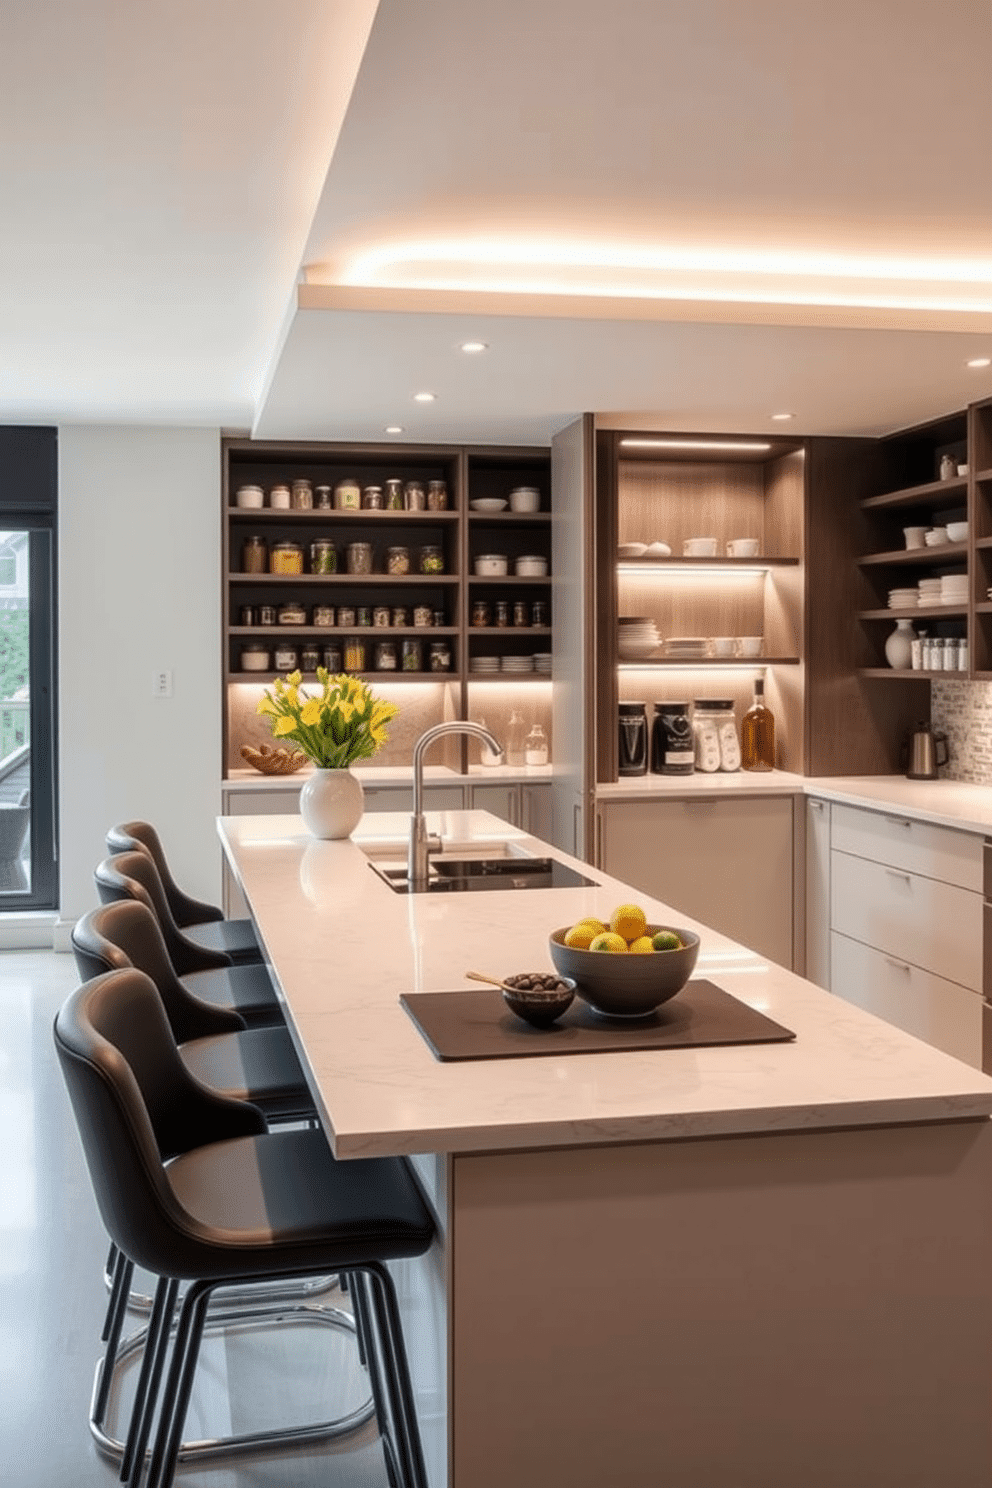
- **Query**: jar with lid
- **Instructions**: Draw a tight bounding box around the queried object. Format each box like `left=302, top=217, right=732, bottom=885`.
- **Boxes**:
left=315, top=484, right=332, bottom=510
left=343, top=638, right=367, bottom=673
left=392, top=606, right=408, bottom=627
left=269, top=484, right=291, bottom=510
left=413, top=604, right=432, bottom=627
left=300, top=645, right=321, bottom=672
left=692, top=702, right=722, bottom=774
left=618, top=702, right=648, bottom=776
left=373, top=606, right=391, bottom=628
left=374, top=640, right=398, bottom=671
left=239, top=605, right=256, bottom=627
left=240, top=644, right=270, bottom=672
left=525, top=724, right=549, bottom=766
left=401, top=639, right=422, bottom=672
left=309, top=538, right=337, bottom=575
left=312, top=605, right=335, bottom=627
left=714, top=701, right=741, bottom=772
left=427, top=479, right=448, bottom=511
left=495, top=600, right=510, bottom=627
left=334, top=478, right=361, bottom=511
left=291, top=479, right=313, bottom=510
left=337, top=606, right=356, bottom=628
left=346, top=542, right=373, bottom=575
left=274, top=643, right=299, bottom=672
left=242, top=535, right=268, bottom=574
left=531, top=599, right=547, bottom=626
left=386, top=545, right=410, bottom=575
left=322, top=644, right=342, bottom=672
left=362, top=484, right=384, bottom=510
left=385, top=478, right=404, bottom=511
left=356, top=607, right=372, bottom=628
left=428, top=640, right=451, bottom=672
left=419, top=544, right=444, bottom=574
left=472, top=599, right=491, bottom=627
left=651, top=702, right=694, bottom=775
left=277, top=602, right=307, bottom=625
left=259, top=605, right=276, bottom=625
left=404, top=481, right=426, bottom=511
left=271, top=541, right=304, bottom=575
left=513, top=600, right=529, bottom=627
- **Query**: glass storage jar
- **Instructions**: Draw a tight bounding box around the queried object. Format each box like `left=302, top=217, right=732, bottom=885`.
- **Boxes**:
left=427, top=479, right=448, bottom=511
left=419, top=544, right=444, bottom=574
left=343, top=637, right=367, bottom=672
left=404, top=481, right=426, bottom=511
left=356, top=607, right=372, bottom=627
left=300, top=645, right=321, bottom=672
left=373, top=606, right=391, bottom=627
left=346, top=542, right=373, bottom=575
left=413, top=604, right=432, bottom=627
left=374, top=640, right=398, bottom=670
left=386, top=545, right=410, bottom=575
left=269, top=484, right=291, bottom=509
left=240, top=644, right=270, bottom=672
left=472, top=600, right=491, bottom=627
left=309, top=538, right=337, bottom=574
left=277, top=603, right=307, bottom=626
left=362, top=484, right=384, bottom=510
left=312, top=605, right=335, bottom=627
left=402, top=639, right=422, bottom=672
left=336, top=606, right=356, bottom=627
left=291, top=479, right=313, bottom=510
left=525, top=724, right=549, bottom=765
left=385, top=478, right=405, bottom=510
left=391, top=606, right=408, bottom=627
left=241, top=535, right=268, bottom=574
left=322, top=644, right=342, bottom=671
left=315, top=484, right=332, bottom=510
left=428, top=640, right=451, bottom=671
left=271, top=541, right=304, bottom=575
left=274, top=643, right=299, bottom=671
left=691, top=701, right=722, bottom=774
left=334, top=479, right=361, bottom=510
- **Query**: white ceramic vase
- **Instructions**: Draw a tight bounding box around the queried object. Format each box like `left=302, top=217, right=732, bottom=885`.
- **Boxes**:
left=299, top=767, right=364, bottom=840
left=885, top=618, right=915, bottom=671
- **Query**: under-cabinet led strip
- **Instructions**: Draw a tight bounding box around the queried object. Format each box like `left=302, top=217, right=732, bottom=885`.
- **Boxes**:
left=617, top=563, right=767, bottom=578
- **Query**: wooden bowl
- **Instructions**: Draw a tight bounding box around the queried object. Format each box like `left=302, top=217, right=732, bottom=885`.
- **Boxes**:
left=241, top=744, right=308, bottom=776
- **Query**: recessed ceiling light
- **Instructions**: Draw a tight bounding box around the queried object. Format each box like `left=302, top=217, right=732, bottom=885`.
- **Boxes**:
left=619, top=438, right=772, bottom=453
left=413, top=391, right=436, bottom=403
left=385, top=425, right=404, bottom=434
left=967, top=356, right=991, bottom=368
left=771, top=412, right=795, bottom=421
left=460, top=341, right=488, bottom=353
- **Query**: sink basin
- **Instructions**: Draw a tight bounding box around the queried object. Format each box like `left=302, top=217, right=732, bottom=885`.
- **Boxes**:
left=369, top=855, right=598, bottom=894
left=360, top=838, right=532, bottom=865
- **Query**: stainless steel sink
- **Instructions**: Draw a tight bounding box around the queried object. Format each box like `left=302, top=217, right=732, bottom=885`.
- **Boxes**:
left=368, top=854, right=598, bottom=894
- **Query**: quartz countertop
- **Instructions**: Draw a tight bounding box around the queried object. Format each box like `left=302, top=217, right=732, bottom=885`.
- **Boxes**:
left=596, top=769, right=806, bottom=799
left=224, top=763, right=555, bottom=789
left=218, top=808, right=992, bottom=1160
left=802, top=775, right=992, bottom=836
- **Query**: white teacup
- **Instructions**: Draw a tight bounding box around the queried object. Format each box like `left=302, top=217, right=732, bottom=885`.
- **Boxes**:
left=711, top=637, right=736, bottom=657
left=737, top=636, right=763, bottom=658
left=683, top=537, right=717, bottom=557
left=727, top=538, right=759, bottom=558
left=903, top=526, right=927, bottom=549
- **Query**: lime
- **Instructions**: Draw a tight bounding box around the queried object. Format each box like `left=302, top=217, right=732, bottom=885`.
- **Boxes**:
left=651, top=930, right=682, bottom=952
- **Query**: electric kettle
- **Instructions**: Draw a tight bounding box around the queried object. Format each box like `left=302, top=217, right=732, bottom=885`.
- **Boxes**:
left=903, top=722, right=950, bottom=780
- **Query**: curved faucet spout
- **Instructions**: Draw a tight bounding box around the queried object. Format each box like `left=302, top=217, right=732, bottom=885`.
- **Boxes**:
left=409, top=721, right=503, bottom=887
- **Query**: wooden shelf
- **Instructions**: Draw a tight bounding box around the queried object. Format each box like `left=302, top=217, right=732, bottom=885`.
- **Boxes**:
left=228, top=508, right=460, bottom=522
left=857, top=542, right=968, bottom=567
left=859, top=669, right=960, bottom=680
left=469, top=627, right=552, bottom=638
left=230, top=572, right=460, bottom=585
left=615, top=555, right=799, bottom=568
left=228, top=670, right=456, bottom=685
left=466, top=672, right=553, bottom=682
left=467, top=511, right=551, bottom=522
left=859, top=605, right=967, bottom=620
left=468, top=574, right=550, bottom=585
left=231, top=625, right=459, bottom=638
left=860, top=476, right=968, bottom=511
left=616, top=656, right=799, bottom=668
left=976, top=468, right=992, bottom=483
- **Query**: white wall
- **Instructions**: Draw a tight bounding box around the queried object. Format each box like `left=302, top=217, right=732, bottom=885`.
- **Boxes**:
left=58, top=426, right=222, bottom=939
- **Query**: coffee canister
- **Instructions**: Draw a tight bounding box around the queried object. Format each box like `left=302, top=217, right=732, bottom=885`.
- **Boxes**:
left=652, top=701, right=694, bottom=775
left=618, top=702, right=648, bottom=776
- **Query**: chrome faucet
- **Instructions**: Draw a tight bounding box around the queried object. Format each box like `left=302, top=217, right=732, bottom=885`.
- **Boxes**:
left=408, top=721, right=502, bottom=888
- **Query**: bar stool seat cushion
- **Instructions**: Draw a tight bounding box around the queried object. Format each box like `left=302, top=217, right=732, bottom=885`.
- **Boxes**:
left=179, top=1026, right=310, bottom=1117
left=181, top=962, right=280, bottom=1021
left=182, top=917, right=261, bottom=965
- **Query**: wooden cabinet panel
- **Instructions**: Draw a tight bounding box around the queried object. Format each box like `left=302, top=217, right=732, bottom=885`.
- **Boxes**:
left=830, top=931, right=983, bottom=1069
left=598, top=795, right=794, bottom=969
left=830, top=850, right=982, bottom=991
left=831, top=802, right=982, bottom=891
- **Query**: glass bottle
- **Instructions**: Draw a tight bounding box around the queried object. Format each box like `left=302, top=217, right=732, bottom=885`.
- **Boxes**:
left=741, top=677, right=775, bottom=772
left=505, top=709, right=526, bottom=766
left=524, top=724, right=549, bottom=765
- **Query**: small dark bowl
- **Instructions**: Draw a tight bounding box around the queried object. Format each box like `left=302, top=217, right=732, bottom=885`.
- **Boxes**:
left=501, top=974, right=576, bottom=1028
left=549, top=925, right=700, bottom=1018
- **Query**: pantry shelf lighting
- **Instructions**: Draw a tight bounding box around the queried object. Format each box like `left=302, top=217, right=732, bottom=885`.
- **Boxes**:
left=619, top=438, right=772, bottom=453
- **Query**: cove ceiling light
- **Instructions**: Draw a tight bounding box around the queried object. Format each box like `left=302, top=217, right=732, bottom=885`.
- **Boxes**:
left=619, top=438, right=772, bottom=453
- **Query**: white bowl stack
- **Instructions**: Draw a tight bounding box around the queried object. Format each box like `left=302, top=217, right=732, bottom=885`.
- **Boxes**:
left=618, top=617, right=660, bottom=659
left=533, top=652, right=553, bottom=675
left=939, top=574, right=969, bottom=606
left=662, top=637, right=709, bottom=660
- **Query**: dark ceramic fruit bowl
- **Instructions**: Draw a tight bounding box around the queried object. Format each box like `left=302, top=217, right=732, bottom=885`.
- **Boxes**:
left=501, top=973, right=576, bottom=1028
left=548, top=925, right=700, bottom=1018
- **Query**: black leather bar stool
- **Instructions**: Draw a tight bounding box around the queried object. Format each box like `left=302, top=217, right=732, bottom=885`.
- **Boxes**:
left=94, top=853, right=280, bottom=1026
left=71, top=902, right=312, bottom=1121
left=54, top=968, right=433, bottom=1488
left=106, top=821, right=261, bottom=965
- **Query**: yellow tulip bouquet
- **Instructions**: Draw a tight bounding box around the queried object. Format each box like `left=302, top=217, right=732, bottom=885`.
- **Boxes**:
left=256, top=669, right=400, bottom=768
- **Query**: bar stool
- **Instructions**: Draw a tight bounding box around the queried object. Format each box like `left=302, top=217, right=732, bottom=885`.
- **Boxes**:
left=106, top=821, right=261, bottom=965
left=94, top=853, right=280, bottom=1026
left=55, top=968, right=433, bottom=1488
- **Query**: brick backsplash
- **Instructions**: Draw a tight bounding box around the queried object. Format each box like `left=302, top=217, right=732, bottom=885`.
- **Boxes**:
left=931, top=680, right=992, bottom=783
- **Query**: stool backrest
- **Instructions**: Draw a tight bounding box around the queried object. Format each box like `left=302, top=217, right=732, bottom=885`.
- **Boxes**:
left=106, top=820, right=222, bottom=928
left=71, top=901, right=245, bottom=1041
left=94, top=852, right=231, bottom=975
left=53, top=969, right=266, bottom=1273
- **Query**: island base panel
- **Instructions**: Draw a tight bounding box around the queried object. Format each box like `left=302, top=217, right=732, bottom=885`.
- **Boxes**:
left=448, top=1122, right=992, bottom=1488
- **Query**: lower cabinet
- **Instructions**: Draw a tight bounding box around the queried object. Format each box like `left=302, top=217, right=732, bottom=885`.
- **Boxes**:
left=597, top=795, right=795, bottom=970
left=830, top=931, right=983, bottom=1068
left=468, top=782, right=553, bottom=839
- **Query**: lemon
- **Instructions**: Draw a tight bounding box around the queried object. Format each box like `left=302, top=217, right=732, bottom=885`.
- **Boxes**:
left=564, top=922, right=601, bottom=950
left=628, top=935, right=655, bottom=955
left=610, top=903, right=647, bottom=942
left=652, top=930, right=682, bottom=952
left=589, top=931, right=628, bottom=954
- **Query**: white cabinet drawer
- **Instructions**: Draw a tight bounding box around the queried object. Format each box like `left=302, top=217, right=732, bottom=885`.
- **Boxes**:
left=830, top=802, right=982, bottom=891
left=830, top=850, right=982, bottom=991
left=830, top=931, right=983, bottom=1069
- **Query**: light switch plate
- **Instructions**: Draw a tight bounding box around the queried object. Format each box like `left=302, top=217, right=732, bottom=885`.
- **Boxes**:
left=152, top=669, right=173, bottom=698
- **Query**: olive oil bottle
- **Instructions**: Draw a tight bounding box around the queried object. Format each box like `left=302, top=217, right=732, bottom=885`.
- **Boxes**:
left=741, top=677, right=775, bottom=771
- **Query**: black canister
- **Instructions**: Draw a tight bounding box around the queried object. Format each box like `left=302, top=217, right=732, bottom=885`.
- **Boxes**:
left=618, top=702, right=648, bottom=776
left=652, top=701, right=694, bottom=775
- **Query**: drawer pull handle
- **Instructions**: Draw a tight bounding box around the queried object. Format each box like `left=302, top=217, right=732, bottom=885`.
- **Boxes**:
left=884, top=868, right=911, bottom=883
left=884, top=956, right=912, bottom=974
left=884, top=815, right=914, bottom=829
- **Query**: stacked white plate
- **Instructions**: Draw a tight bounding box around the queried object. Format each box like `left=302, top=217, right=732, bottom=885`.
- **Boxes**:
left=533, top=652, right=553, bottom=674
left=917, top=578, right=945, bottom=608
left=470, top=656, right=500, bottom=674
left=662, top=636, right=709, bottom=659
left=500, top=655, right=534, bottom=673
left=888, top=587, right=918, bottom=608
left=940, top=574, right=969, bottom=605
left=618, top=617, right=660, bottom=659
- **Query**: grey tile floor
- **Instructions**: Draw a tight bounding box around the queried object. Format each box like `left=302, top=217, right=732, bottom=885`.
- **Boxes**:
left=0, top=949, right=390, bottom=1488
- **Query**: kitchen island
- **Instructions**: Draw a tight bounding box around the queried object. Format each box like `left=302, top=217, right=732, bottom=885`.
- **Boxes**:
left=219, top=809, right=992, bottom=1488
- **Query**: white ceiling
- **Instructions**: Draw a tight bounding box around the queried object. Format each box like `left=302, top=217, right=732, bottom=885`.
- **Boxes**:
left=4, top=0, right=992, bottom=442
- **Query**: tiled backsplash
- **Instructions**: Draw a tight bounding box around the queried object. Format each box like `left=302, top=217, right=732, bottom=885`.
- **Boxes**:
left=932, top=680, right=992, bottom=784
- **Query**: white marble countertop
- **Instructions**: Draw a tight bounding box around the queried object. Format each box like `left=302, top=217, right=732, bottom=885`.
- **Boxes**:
left=596, top=769, right=806, bottom=799
left=218, top=808, right=992, bottom=1160
left=802, top=775, right=992, bottom=836
left=223, top=763, right=555, bottom=789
